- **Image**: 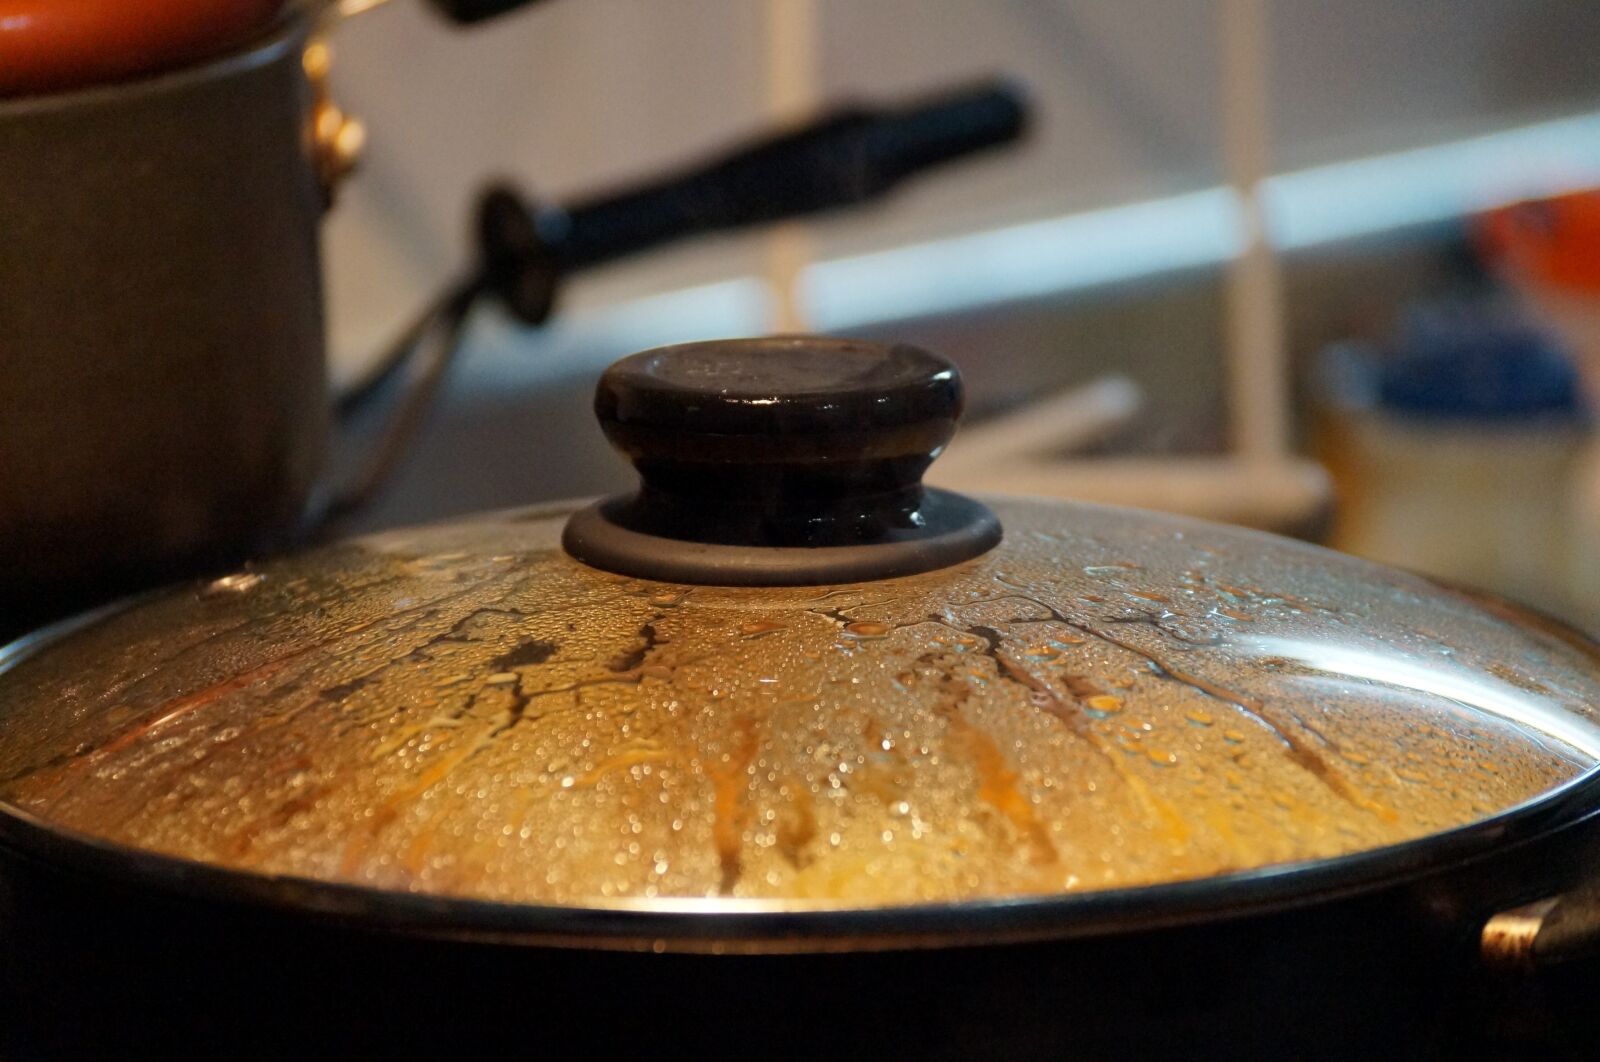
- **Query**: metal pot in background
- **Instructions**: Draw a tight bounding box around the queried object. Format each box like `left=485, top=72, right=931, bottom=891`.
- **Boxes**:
left=0, top=1, right=540, bottom=637
left=0, top=14, right=329, bottom=635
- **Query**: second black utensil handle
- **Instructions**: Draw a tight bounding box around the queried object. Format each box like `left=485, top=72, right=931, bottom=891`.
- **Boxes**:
left=550, top=79, right=1030, bottom=272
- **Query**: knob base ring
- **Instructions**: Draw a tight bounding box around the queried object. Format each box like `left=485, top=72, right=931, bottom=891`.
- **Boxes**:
left=563, top=488, right=1001, bottom=586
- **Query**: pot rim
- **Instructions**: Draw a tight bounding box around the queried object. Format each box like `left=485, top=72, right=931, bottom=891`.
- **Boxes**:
left=3, top=542, right=1599, bottom=955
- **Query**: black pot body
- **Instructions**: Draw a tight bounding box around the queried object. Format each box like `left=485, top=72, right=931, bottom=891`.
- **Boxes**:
left=5, top=805, right=1600, bottom=1062
left=0, top=19, right=326, bottom=640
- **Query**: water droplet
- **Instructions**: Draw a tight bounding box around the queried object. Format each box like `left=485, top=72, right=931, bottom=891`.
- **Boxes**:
left=843, top=621, right=890, bottom=639
left=1085, top=563, right=1141, bottom=576
left=1086, top=694, right=1123, bottom=716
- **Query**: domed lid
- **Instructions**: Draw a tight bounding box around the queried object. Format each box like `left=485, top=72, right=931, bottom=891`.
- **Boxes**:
left=1, top=338, right=1598, bottom=917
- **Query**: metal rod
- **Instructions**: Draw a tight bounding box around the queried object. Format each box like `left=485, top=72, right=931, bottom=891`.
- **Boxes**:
left=1220, top=0, right=1291, bottom=461
left=762, top=0, right=819, bottom=332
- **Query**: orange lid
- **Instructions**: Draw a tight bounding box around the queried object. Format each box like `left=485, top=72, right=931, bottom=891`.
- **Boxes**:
left=0, top=0, right=287, bottom=98
left=1477, top=189, right=1600, bottom=296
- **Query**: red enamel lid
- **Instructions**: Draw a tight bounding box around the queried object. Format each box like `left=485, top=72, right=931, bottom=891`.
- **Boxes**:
left=0, top=0, right=286, bottom=97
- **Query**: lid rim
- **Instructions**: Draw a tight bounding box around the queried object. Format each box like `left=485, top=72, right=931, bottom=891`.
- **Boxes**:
left=1, top=766, right=1594, bottom=953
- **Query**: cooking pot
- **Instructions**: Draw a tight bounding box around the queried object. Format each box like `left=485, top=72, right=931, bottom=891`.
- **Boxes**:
left=0, top=0, right=515, bottom=635
left=3, top=337, right=1600, bottom=1060
left=0, top=10, right=333, bottom=636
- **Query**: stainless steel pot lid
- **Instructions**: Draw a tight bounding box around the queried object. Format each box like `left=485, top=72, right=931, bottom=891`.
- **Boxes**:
left=1, top=338, right=1597, bottom=911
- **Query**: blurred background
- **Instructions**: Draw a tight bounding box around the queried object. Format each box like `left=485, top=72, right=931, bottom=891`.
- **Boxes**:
left=321, top=0, right=1600, bottom=631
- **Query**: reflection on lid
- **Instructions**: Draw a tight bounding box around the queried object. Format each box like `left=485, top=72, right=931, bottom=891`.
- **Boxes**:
left=1245, top=636, right=1600, bottom=760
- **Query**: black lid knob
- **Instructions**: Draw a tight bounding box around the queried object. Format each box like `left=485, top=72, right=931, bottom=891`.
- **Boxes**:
left=563, top=337, right=1000, bottom=585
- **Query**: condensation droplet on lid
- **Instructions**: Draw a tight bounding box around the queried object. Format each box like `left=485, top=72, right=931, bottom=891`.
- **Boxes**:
left=1086, top=695, right=1123, bottom=716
